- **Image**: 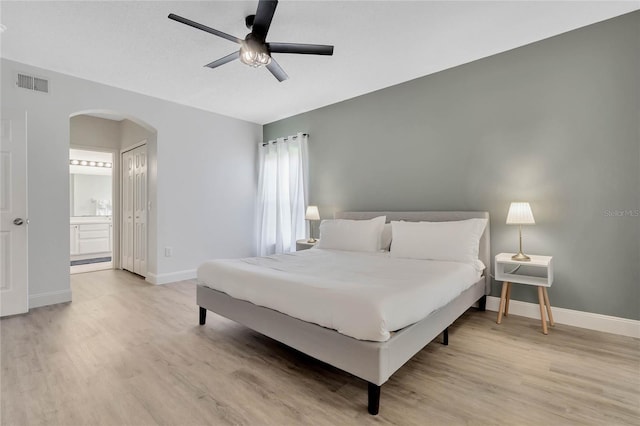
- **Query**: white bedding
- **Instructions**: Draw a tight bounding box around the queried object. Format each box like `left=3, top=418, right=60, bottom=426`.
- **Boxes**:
left=197, top=249, right=483, bottom=342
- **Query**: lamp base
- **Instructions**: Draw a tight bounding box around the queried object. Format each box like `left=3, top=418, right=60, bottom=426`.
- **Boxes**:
left=511, top=252, right=531, bottom=262
left=307, top=238, right=317, bottom=243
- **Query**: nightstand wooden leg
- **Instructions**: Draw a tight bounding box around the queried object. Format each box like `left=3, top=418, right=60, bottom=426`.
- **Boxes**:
left=543, top=287, right=554, bottom=326
left=504, top=282, right=512, bottom=316
left=497, top=281, right=509, bottom=324
left=537, top=286, right=548, bottom=335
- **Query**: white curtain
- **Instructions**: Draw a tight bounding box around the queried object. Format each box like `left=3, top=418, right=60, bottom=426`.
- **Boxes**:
left=256, top=133, right=309, bottom=256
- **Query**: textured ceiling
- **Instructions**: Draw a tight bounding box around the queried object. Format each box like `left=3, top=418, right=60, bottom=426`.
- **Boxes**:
left=1, top=1, right=638, bottom=124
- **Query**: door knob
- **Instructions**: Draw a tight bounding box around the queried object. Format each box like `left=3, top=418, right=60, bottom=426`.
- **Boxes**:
left=13, top=218, right=24, bottom=226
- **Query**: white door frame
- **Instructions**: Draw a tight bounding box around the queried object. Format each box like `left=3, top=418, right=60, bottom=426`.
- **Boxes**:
left=70, top=144, right=119, bottom=270
left=1, top=109, right=29, bottom=317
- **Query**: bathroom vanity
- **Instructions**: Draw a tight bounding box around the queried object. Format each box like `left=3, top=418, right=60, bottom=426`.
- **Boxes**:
left=70, top=216, right=112, bottom=257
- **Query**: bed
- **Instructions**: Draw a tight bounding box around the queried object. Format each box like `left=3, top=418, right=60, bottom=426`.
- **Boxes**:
left=196, top=211, right=490, bottom=415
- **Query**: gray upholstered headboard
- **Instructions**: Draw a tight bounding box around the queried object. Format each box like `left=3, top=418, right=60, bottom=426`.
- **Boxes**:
left=334, top=211, right=491, bottom=294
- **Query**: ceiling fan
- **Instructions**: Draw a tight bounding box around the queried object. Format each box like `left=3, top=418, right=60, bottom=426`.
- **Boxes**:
left=168, top=0, right=334, bottom=82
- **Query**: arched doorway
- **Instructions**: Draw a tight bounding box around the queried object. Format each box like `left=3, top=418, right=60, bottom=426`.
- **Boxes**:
left=69, top=110, right=157, bottom=279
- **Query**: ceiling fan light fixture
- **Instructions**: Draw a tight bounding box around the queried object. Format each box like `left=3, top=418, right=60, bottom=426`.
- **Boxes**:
left=239, top=37, right=271, bottom=68
left=169, top=0, right=334, bottom=81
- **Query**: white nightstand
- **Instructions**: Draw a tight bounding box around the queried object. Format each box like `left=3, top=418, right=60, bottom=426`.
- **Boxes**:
left=296, top=239, right=317, bottom=251
left=495, top=253, right=554, bottom=334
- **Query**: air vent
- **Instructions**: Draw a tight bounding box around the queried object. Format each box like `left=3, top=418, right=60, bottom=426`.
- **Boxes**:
left=16, top=72, right=49, bottom=93
left=33, top=77, right=49, bottom=93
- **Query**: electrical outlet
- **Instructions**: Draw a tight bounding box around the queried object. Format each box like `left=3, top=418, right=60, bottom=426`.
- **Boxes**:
left=165, top=247, right=172, bottom=257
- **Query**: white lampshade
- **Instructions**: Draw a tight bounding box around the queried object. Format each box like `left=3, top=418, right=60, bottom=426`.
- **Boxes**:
left=506, top=202, right=535, bottom=225
left=305, top=205, right=320, bottom=221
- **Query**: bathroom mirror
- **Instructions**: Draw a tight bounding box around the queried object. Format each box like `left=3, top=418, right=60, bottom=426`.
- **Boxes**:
left=70, top=173, right=112, bottom=217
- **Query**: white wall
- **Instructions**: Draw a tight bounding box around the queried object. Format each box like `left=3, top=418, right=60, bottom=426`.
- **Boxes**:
left=2, top=58, right=260, bottom=306
left=120, top=118, right=153, bottom=151
left=70, top=115, right=121, bottom=151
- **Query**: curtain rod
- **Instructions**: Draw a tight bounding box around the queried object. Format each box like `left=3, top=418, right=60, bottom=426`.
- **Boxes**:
left=262, top=133, right=309, bottom=147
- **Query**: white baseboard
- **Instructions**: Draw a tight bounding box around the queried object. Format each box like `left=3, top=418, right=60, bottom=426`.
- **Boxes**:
left=29, top=289, right=72, bottom=309
left=486, top=296, right=640, bottom=339
left=70, top=262, right=113, bottom=274
left=146, top=269, right=197, bottom=285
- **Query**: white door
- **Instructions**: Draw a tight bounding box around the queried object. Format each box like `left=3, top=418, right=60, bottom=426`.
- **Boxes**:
left=121, top=145, right=146, bottom=277
left=0, top=109, right=28, bottom=317
left=133, top=147, right=147, bottom=275
left=121, top=150, right=134, bottom=271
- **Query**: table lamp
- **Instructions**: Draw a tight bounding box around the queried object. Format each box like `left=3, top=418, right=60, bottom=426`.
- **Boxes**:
left=305, top=205, right=320, bottom=243
left=506, top=202, right=535, bottom=261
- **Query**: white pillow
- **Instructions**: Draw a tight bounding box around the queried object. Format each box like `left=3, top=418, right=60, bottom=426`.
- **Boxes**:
left=317, top=216, right=386, bottom=252
left=390, top=218, right=488, bottom=264
left=380, top=223, right=392, bottom=251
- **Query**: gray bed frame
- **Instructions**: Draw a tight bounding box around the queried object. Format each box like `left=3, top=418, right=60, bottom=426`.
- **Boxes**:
left=197, top=211, right=490, bottom=415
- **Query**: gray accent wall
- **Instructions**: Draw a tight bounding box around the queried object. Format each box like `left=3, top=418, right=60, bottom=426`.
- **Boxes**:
left=264, top=12, right=640, bottom=320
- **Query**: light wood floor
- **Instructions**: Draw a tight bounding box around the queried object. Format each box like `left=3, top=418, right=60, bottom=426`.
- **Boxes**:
left=1, top=269, right=638, bottom=425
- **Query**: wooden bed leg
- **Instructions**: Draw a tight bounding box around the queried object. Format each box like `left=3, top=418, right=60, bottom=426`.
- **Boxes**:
left=497, top=282, right=508, bottom=324
left=199, top=306, right=206, bottom=325
left=368, top=383, right=380, bottom=415
left=478, top=295, right=486, bottom=311
left=442, top=327, right=449, bottom=345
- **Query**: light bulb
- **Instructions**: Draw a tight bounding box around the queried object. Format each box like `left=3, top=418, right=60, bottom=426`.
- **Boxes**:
left=239, top=36, right=271, bottom=68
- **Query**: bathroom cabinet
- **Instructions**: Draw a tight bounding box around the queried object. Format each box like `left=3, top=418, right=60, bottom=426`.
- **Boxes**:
left=70, top=218, right=112, bottom=255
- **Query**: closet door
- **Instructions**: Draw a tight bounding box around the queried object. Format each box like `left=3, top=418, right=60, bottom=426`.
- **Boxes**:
left=133, top=146, right=147, bottom=276
left=121, top=150, right=134, bottom=272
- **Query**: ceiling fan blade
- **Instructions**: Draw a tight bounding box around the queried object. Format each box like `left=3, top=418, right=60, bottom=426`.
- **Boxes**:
left=252, top=0, right=278, bottom=41
left=168, top=13, right=242, bottom=44
left=267, top=42, right=334, bottom=56
left=266, top=57, right=289, bottom=82
left=204, top=51, right=240, bottom=69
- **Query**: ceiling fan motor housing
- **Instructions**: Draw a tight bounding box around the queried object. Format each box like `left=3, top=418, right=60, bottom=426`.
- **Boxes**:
left=245, top=14, right=255, bottom=30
